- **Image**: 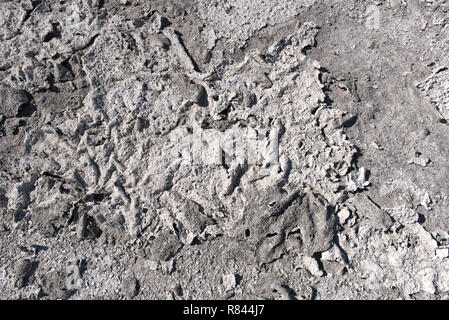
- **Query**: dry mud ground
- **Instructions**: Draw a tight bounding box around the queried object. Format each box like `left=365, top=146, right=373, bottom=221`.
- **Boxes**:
left=0, top=0, right=448, bottom=300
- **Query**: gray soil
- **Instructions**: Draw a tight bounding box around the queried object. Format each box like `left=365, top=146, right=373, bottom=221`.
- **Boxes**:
left=0, top=0, right=448, bottom=300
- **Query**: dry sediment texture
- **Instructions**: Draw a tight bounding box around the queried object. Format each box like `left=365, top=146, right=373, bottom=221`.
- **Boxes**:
left=0, top=0, right=448, bottom=300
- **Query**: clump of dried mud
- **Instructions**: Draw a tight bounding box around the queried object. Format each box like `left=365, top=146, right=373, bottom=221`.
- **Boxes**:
left=0, top=0, right=448, bottom=300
